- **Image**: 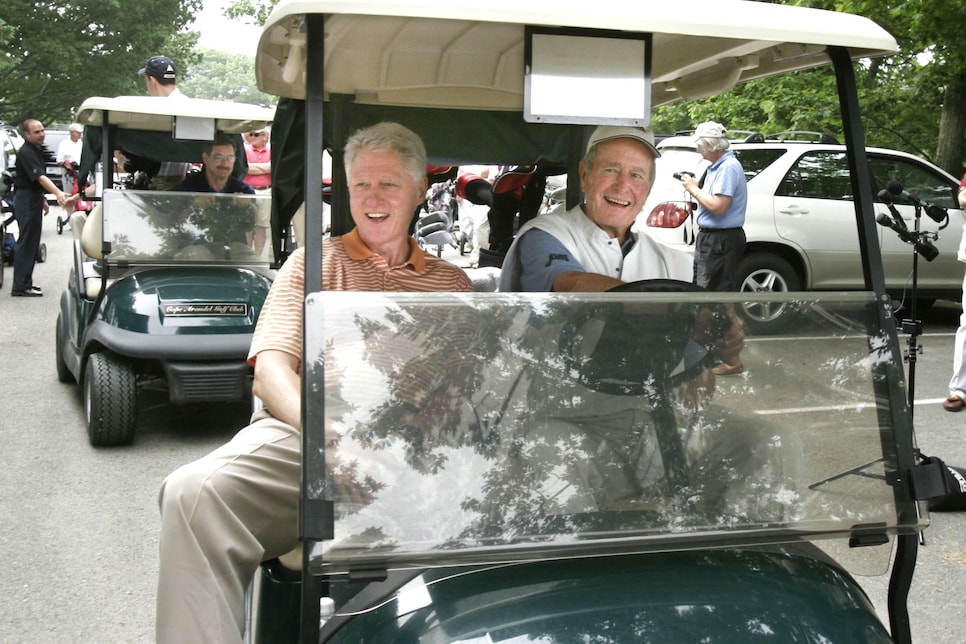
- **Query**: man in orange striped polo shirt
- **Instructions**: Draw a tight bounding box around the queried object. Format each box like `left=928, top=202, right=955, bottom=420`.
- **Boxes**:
left=156, top=122, right=472, bottom=643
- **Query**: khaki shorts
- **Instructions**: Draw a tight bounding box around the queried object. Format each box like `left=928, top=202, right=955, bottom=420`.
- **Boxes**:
left=254, top=196, right=271, bottom=227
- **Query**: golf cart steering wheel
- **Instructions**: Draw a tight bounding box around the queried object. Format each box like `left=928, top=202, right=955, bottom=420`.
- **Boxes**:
left=559, top=279, right=725, bottom=396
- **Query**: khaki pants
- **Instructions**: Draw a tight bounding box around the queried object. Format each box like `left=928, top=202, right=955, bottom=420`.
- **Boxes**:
left=156, top=411, right=300, bottom=644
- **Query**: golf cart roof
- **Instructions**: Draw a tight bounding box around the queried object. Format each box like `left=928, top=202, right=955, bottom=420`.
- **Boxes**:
left=75, top=95, right=276, bottom=185
left=256, top=0, right=898, bottom=106
left=255, top=0, right=899, bottom=246
left=75, top=96, right=275, bottom=134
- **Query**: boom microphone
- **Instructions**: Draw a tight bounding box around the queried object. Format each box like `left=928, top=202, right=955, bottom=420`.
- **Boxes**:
left=876, top=212, right=939, bottom=261
left=886, top=179, right=948, bottom=223
left=886, top=180, right=918, bottom=205
left=876, top=212, right=914, bottom=243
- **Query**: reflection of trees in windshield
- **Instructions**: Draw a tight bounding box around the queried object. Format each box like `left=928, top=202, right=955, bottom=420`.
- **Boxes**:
left=321, top=296, right=804, bottom=553
left=106, top=192, right=258, bottom=260
left=348, top=302, right=521, bottom=473
left=319, top=338, right=387, bottom=506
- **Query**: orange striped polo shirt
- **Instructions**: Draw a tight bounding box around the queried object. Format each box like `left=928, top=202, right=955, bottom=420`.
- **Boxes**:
left=248, top=229, right=473, bottom=365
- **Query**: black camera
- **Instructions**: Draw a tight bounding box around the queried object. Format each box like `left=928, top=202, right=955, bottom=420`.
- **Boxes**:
left=672, top=171, right=694, bottom=181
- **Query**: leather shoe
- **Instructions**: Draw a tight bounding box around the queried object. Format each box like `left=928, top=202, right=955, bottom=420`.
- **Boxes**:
left=711, top=362, right=744, bottom=376
left=943, top=395, right=964, bottom=412
left=11, top=288, right=43, bottom=297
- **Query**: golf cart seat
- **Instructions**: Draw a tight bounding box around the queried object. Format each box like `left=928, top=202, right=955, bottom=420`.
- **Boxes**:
left=80, top=203, right=103, bottom=259
left=78, top=203, right=116, bottom=299
left=70, top=210, right=88, bottom=242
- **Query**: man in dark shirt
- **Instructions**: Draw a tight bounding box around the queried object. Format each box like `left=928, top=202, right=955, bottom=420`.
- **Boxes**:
left=174, top=135, right=257, bottom=248
left=175, top=135, right=255, bottom=195
left=11, top=119, right=68, bottom=297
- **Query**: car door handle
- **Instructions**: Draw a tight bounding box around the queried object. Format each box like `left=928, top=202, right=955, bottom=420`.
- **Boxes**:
left=778, top=205, right=809, bottom=216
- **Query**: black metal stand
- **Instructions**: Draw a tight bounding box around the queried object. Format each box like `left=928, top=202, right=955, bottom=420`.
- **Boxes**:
left=898, top=205, right=931, bottom=421
left=809, top=197, right=938, bottom=490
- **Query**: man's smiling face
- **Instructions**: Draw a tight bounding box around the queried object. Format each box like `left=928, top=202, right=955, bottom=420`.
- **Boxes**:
left=579, top=137, right=655, bottom=242
left=348, top=148, right=426, bottom=261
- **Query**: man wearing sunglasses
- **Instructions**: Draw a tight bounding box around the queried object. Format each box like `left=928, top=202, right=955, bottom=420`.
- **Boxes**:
left=243, top=128, right=272, bottom=256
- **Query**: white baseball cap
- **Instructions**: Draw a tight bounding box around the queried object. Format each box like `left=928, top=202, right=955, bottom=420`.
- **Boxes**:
left=693, top=121, right=727, bottom=139
left=586, top=125, right=661, bottom=158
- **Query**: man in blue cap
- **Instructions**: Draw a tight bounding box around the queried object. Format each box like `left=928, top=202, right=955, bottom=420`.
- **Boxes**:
left=139, top=55, right=185, bottom=98
left=135, top=55, right=189, bottom=188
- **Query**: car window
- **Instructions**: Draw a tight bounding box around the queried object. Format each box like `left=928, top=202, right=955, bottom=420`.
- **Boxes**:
left=776, top=151, right=853, bottom=200
left=868, top=154, right=959, bottom=210
left=732, top=148, right=785, bottom=182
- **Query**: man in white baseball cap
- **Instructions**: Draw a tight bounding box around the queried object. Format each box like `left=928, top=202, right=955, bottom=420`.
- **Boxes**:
left=500, top=124, right=692, bottom=292
left=499, top=122, right=743, bottom=376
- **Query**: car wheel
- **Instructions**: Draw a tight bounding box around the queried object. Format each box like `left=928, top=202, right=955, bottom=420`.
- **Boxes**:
left=737, top=253, right=802, bottom=335
left=84, top=352, right=137, bottom=446
left=55, top=314, right=74, bottom=384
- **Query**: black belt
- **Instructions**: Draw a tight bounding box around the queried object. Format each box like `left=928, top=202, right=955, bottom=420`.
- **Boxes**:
left=699, top=227, right=742, bottom=233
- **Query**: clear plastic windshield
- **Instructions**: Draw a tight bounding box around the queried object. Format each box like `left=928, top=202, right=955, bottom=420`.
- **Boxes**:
left=304, top=290, right=924, bottom=575
left=100, top=189, right=274, bottom=265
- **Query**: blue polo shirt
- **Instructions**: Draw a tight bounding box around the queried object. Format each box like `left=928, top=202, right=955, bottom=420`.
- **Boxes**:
left=696, top=150, right=746, bottom=229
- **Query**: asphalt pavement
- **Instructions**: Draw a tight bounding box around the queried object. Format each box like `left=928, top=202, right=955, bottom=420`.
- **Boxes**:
left=0, top=222, right=963, bottom=641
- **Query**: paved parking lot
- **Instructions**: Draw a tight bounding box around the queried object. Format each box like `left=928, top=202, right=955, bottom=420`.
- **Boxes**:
left=0, top=222, right=963, bottom=641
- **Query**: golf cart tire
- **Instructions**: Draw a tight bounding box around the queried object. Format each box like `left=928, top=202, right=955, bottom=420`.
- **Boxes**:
left=55, top=315, right=74, bottom=384
left=84, top=352, right=137, bottom=446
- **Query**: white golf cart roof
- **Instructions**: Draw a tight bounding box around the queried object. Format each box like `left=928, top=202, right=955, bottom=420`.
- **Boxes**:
left=256, top=0, right=898, bottom=105
left=74, top=96, right=276, bottom=134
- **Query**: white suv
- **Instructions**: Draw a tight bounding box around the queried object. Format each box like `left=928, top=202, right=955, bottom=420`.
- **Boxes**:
left=643, top=133, right=965, bottom=332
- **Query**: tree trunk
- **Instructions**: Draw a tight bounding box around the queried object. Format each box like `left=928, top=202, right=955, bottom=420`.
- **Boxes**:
left=936, top=72, right=966, bottom=178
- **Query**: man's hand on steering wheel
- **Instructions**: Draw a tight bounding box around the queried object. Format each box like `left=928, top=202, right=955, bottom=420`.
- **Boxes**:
left=692, top=304, right=745, bottom=359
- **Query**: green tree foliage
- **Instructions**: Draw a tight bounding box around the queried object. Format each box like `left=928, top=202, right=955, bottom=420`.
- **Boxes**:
left=224, top=0, right=278, bottom=25
left=180, top=48, right=276, bottom=106
left=653, top=0, right=966, bottom=176
left=0, top=0, right=203, bottom=127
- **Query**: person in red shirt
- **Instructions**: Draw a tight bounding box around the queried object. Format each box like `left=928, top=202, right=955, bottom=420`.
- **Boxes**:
left=943, top=172, right=966, bottom=411
left=243, top=128, right=272, bottom=256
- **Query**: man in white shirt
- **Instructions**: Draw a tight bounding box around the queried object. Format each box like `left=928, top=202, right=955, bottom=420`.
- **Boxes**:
left=500, top=126, right=693, bottom=292
left=137, top=55, right=189, bottom=188
left=55, top=123, right=84, bottom=197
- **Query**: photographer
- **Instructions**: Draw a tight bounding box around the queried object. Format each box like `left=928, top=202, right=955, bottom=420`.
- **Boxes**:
left=679, top=121, right=747, bottom=376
